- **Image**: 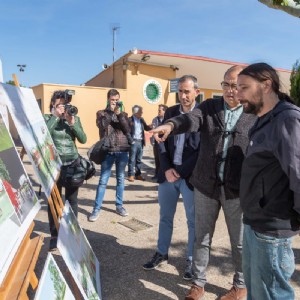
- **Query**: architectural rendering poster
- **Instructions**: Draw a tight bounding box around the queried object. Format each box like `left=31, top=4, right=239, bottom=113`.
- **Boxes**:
left=34, top=253, right=75, bottom=300
left=0, top=83, right=61, bottom=198
left=0, top=113, right=40, bottom=284
left=58, top=201, right=101, bottom=300
left=0, top=102, right=8, bottom=127
left=0, top=58, right=3, bottom=82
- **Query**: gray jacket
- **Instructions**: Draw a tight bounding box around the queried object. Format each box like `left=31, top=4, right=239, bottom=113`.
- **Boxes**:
left=169, top=97, right=256, bottom=200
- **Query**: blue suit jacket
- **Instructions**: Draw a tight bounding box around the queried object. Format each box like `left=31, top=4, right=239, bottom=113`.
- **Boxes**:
left=157, top=103, right=201, bottom=189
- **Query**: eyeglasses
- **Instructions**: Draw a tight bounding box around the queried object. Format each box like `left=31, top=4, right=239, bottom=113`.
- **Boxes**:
left=221, top=81, right=238, bottom=91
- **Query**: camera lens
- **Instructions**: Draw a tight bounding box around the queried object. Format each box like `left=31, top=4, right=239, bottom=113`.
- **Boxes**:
left=66, top=105, right=78, bottom=116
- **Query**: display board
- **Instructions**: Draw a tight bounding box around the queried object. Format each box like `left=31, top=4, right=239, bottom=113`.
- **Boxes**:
left=0, top=58, right=3, bottom=83
left=58, top=201, right=102, bottom=300
left=34, top=253, right=75, bottom=300
left=0, top=112, right=40, bottom=284
left=0, top=83, right=62, bottom=198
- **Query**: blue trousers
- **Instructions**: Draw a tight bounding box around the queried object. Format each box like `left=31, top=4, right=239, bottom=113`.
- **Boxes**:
left=128, top=141, right=143, bottom=177
left=157, top=179, right=195, bottom=260
left=243, top=224, right=295, bottom=300
left=93, top=152, right=128, bottom=211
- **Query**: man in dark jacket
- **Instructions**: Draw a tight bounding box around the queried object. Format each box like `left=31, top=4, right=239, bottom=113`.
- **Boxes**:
left=237, top=62, right=300, bottom=300
left=89, top=89, right=131, bottom=222
left=150, top=104, right=168, bottom=180
left=143, top=75, right=200, bottom=281
left=127, top=105, right=152, bottom=182
left=152, top=66, right=256, bottom=300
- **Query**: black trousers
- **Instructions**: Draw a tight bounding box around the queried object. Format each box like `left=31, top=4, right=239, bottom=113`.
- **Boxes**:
left=48, top=174, right=79, bottom=237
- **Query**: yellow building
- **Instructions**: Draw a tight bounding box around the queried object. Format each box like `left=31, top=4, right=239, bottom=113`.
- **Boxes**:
left=32, top=49, right=292, bottom=147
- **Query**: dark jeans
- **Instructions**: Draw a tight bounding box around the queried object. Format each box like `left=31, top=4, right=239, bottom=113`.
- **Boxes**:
left=48, top=174, right=79, bottom=238
left=153, top=143, right=160, bottom=176
left=128, top=141, right=143, bottom=177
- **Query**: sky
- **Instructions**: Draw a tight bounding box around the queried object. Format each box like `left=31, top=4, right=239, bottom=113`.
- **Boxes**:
left=0, top=0, right=299, bottom=88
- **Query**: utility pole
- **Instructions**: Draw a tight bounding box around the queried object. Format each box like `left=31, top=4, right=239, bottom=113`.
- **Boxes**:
left=111, top=25, right=120, bottom=87
left=112, top=25, right=120, bottom=63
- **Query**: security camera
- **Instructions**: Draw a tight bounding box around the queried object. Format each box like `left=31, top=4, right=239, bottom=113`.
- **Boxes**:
left=102, top=64, right=108, bottom=69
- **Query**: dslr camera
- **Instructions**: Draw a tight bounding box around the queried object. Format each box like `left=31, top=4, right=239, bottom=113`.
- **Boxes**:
left=63, top=89, right=78, bottom=116
left=116, top=101, right=123, bottom=108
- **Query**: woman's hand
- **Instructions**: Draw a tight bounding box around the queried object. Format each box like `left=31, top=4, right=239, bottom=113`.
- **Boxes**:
left=150, top=123, right=173, bottom=142
left=51, top=104, right=65, bottom=118
left=65, top=113, right=75, bottom=126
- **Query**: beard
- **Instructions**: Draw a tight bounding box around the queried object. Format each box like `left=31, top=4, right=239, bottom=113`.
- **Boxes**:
left=241, top=89, right=264, bottom=115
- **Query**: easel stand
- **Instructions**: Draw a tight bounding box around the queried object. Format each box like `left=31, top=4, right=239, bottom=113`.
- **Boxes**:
left=0, top=222, right=44, bottom=300
left=0, top=74, right=64, bottom=299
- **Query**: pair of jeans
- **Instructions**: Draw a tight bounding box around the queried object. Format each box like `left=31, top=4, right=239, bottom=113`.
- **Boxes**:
left=153, top=143, right=160, bottom=176
left=193, top=188, right=245, bottom=288
left=243, top=224, right=295, bottom=300
left=93, top=152, right=128, bottom=211
left=48, top=175, right=79, bottom=237
left=157, top=179, right=195, bottom=260
left=128, top=141, right=143, bottom=177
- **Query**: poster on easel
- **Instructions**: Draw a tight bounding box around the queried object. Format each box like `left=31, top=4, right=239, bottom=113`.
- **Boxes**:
left=0, top=112, right=40, bottom=285
left=58, top=201, right=102, bottom=300
left=0, top=58, right=3, bottom=82
left=34, top=253, right=75, bottom=300
left=0, top=83, right=62, bottom=198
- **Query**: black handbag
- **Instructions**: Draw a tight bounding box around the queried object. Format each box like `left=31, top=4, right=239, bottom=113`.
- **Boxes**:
left=87, top=137, right=110, bottom=165
left=60, top=156, right=96, bottom=188
left=80, top=156, right=96, bottom=180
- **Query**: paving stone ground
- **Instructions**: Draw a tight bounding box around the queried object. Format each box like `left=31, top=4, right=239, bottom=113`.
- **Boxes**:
left=25, top=146, right=300, bottom=300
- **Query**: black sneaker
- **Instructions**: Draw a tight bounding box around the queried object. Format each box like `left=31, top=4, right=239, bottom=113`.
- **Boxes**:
left=183, top=259, right=193, bottom=281
left=143, top=252, right=168, bottom=270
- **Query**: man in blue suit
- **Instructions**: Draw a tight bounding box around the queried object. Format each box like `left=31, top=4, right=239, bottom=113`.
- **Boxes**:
left=127, top=105, right=152, bottom=182
left=143, top=75, right=201, bottom=281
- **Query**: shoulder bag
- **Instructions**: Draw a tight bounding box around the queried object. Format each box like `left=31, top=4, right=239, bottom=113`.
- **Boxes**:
left=87, top=136, right=110, bottom=165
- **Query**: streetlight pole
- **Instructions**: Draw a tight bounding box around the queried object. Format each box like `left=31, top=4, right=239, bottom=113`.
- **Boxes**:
left=17, top=64, right=26, bottom=72
left=16, top=64, right=26, bottom=86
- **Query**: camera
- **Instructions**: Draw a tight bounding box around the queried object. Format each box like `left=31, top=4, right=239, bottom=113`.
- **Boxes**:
left=63, top=89, right=75, bottom=103
left=65, top=103, right=78, bottom=116
left=63, top=89, right=78, bottom=116
left=116, top=101, right=123, bottom=108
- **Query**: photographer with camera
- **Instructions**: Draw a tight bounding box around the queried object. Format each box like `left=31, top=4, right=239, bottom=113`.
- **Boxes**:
left=88, top=88, right=131, bottom=222
left=44, top=89, right=87, bottom=251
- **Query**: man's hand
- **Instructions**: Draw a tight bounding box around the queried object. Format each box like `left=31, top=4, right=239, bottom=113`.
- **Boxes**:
left=150, top=123, right=173, bottom=142
left=165, top=168, right=180, bottom=183
left=114, top=106, right=121, bottom=115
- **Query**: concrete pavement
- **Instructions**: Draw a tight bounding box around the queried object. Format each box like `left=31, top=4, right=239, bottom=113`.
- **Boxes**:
left=27, top=145, right=300, bottom=300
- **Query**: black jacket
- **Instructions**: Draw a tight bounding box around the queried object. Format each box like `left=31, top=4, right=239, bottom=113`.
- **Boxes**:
left=169, top=97, right=256, bottom=200
left=240, top=100, right=300, bottom=237
left=157, top=103, right=201, bottom=190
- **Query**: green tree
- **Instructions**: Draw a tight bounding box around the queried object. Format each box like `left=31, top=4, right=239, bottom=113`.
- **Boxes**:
left=5, top=80, right=16, bottom=86
left=259, top=0, right=300, bottom=17
left=290, top=60, right=300, bottom=107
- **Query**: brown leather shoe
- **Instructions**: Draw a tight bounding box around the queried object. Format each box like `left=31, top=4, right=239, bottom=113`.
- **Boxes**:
left=219, top=286, right=247, bottom=300
left=185, top=284, right=205, bottom=300
left=128, top=176, right=135, bottom=182
left=135, top=175, right=145, bottom=181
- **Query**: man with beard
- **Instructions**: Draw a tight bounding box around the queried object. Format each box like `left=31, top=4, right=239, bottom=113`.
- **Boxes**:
left=237, top=62, right=300, bottom=299
left=151, top=66, right=256, bottom=300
